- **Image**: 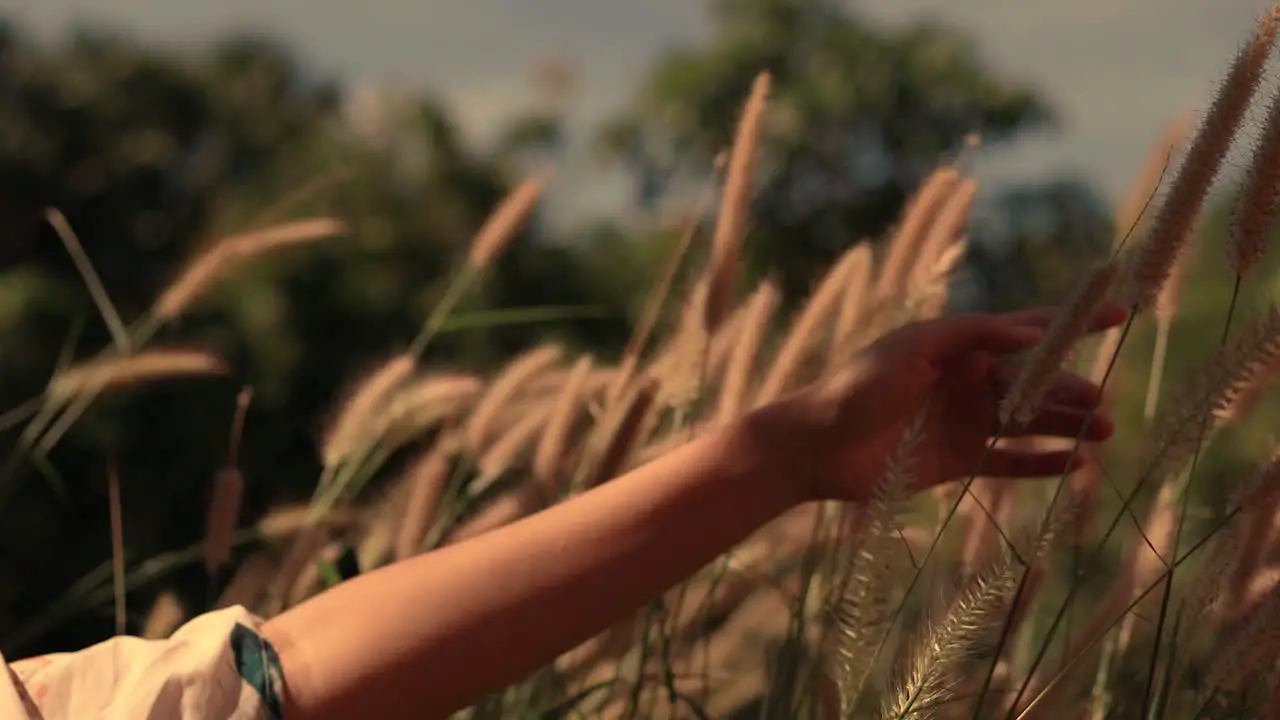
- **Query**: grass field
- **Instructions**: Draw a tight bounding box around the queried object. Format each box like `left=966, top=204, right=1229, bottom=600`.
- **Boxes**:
left=12, top=7, right=1280, bottom=719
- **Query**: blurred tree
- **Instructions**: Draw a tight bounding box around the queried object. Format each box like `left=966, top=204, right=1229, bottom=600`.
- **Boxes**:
left=596, top=0, right=1063, bottom=303
left=0, top=19, right=624, bottom=655
left=0, top=1, right=1120, bottom=658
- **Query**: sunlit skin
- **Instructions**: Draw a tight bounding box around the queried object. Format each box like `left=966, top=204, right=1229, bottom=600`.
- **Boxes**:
left=260, top=302, right=1128, bottom=720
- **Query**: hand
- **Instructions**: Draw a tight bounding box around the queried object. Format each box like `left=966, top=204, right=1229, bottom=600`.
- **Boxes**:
left=773, top=303, right=1129, bottom=503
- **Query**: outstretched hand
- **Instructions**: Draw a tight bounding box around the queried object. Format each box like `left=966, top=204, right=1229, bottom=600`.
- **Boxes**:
left=783, top=303, right=1129, bottom=503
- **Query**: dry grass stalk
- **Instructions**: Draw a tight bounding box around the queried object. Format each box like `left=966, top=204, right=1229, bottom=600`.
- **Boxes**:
left=910, top=178, right=977, bottom=291
left=264, top=527, right=328, bottom=614
left=445, top=489, right=535, bottom=545
left=1116, top=483, right=1180, bottom=658
left=48, top=348, right=227, bottom=401
left=215, top=551, right=277, bottom=611
left=142, top=590, right=185, bottom=640
left=716, top=279, right=782, bottom=423
left=320, top=353, right=416, bottom=469
left=1140, top=305, right=1280, bottom=483
left=474, top=404, right=552, bottom=492
left=155, top=217, right=346, bottom=320
left=1121, top=6, right=1280, bottom=309
left=960, top=478, right=1012, bottom=568
left=755, top=247, right=862, bottom=406
left=468, top=172, right=549, bottom=269
left=254, top=504, right=360, bottom=540
left=831, top=415, right=922, bottom=714
left=885, top=543, right=1023, bottom=719
left=288, top=541, right=343, bottom=606
left=376, top=373, right=485, bottom=452
left=649, top=278, right=712, bottom=409
left=532, top=355, right=594, bottom=495
left=912, top=238, right=969, bottom=321
left=1230, top=84, right=1280, bottom=276
left=108, top=462, right=126, bottom=636
left=588, top=378, right=659, bottom=489
left=609, top=175, right=722, bottom=405
left=394, top=445, right=453, bottom=560
left=465, top=345, right=562, bottom=451
left=45, top=208, right=130, bottom=351
left=203, top=468, right=244, bottom=574
left=1113, top=116, right=1194, bottom=249
left=1087, top=117, right=1191, bottom=383
left=705, top=70, right=771, bottom=334
left=874, top=166, right=962, bottom=300
left=828, top=244, right=874, bottom=370
left=1145, top=247, right=1192, bottom=420
left=1198, top=583, right=1280, bottom=708
left=1000, top=261, right=1118, bottom=425
left=1223, top=449, right=1280, bottom=610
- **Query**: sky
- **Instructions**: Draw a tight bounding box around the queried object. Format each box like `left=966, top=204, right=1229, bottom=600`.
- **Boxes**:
left=3, top=0, right=1278, bottom=223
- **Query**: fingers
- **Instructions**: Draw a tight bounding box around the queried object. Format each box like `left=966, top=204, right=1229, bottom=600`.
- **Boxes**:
left=983, top=448, right=1086, bottom=479
left=912, top=302, right=1130, bottom=362
left=989, top=364, right=1104, bottom=409
left=998, top=301, right=1130, bottom=334
left=1003, top=405, right=1114, bottom=441
left=914, top=314, right=1044, bottom=359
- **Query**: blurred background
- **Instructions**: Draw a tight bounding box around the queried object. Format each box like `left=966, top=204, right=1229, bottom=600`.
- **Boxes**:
left=0, top=0, right=1275, bottom=664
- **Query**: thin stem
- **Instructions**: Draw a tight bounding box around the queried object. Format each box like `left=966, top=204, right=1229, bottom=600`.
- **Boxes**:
left=407, top=265, right=479, bottom=359
left=972, top=313, right=1135, bottom=717
left=1138, top=273, right=1241, bottom=718
left=45, top=209, right=130, bottom=354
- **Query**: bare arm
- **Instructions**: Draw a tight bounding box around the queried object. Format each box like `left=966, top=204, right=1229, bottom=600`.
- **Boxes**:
left=258, top=306, right=1122, bottom=720
left=261, top=403, right=812, bottom=720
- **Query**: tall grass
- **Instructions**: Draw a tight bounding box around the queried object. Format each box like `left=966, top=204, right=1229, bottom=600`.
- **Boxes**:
left=16, top=8, right=1280, bottom=719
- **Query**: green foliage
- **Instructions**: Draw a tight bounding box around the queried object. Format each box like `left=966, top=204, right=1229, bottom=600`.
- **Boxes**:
left=600, top=0, right=1056, bottom=301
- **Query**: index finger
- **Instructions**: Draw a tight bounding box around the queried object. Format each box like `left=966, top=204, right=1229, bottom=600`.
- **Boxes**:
left=998, top=301, right=1130, bottom=334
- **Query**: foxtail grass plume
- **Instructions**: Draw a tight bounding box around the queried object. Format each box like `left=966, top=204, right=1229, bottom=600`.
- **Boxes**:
left=254, top=504, right=360, bottom=541
left=203, top=468, right=244, bottom=574
left=717, top=279, right=781, bottom=422
left=828, top=244, right=873, bottom=368
left=155, top=217, right=346, bottom=321
left=830, top=414, right=922, bottom=715
left=374, top=373, right=484, bottom=455
left=1198, top=586, right=1280, bottom=709
left=705, top=70, right=770, bottom=334
left=465, top=345, right=562, bottom=451
left=394, top=446, right=453, bottom=560
left=320, top=354, right=416, bottom=469
left=1088, top=117, right=1192, bottom=382
left=142, top=591, right=186, bottom=640
left=1121, top=5, right=1280, bottom=310
left=1000, top=260, right=1118, bottom=425
left=589, top=378, right=658, bottom=488
left=532, top=355, right=594, bottom=493
left=874, top=166, right=961, bottom=301
left=48, top=348, right=227, bottom=401
left=1141, top=305, right=1280, bottom=483
left=912, top=238, right=969, bottom=320
left=884, top=544, right=1022, bottom=719
left=910, top=178, right=977, bottom=291
left=755, top=245, right=863, bottom=406
left=1112, top=115, right=1194, bottom=251
left=1230, top=85, right=1280, bottom=276
left=468, top=171, right=550, bottom=269
left=475, top=405, right=551, bottom=491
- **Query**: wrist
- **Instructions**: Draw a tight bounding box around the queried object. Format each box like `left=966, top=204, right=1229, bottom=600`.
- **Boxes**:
left=729, top=396, right=828, bottom=508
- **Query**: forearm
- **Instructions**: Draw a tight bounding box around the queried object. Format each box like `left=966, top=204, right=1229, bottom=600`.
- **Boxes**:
left=261, top=407, right=808, bottom=719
